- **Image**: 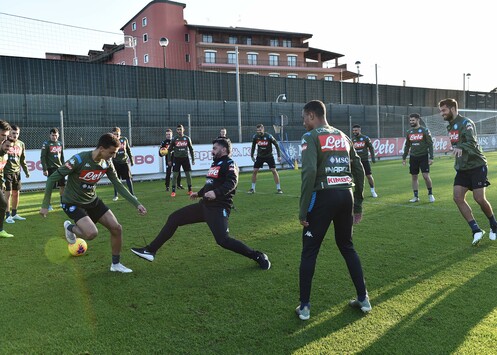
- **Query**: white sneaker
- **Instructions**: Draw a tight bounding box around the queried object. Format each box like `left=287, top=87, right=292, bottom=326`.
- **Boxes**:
left=64, top=220, right=76, bottom=244
left=110, top=263, right=133, bottom=273
left=5, top=216, right=15, bottom=224
left=429, top=194, right=435, bottom=203
left=489, top=230, right=496, bottom=241
left=12, top=214, right=26, bottom=221
left=112, top=196, right=119, bottom=201
left=371, top=191, right=378, bottom=198
left=409, top=197, right=419, bottom=203
left=472, top=230, right=485, bottom=246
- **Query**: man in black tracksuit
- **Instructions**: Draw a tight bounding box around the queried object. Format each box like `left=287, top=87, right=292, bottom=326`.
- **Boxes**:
left=131, top=138, right=271, bottom=270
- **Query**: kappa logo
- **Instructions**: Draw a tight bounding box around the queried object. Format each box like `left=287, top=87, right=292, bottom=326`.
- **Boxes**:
left=79, top=170, right=106, bottom=182
left=449, top=130, right=459, bottom=143
left=319, top=134, right=349, bottom=152
left=207, top=166, right=220, bottom=178
left=305, top=231, right=313, bottom=238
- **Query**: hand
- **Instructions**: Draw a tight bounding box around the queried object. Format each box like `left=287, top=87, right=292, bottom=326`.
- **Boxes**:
left=353, top=213, right=363, bottom=225
left=192, top=161, right=195, bottom=165
left=372, top=159, right=376, bottom=164
left=278, top=156, right=282, bottom=163
left=402, top=160, right=406, bottom=166
left=189, top=192, right=199, bottom=200
left=26, top=173, right=30, bottom=178
left=251, top=157, right=255, bottom=163
left=168, top=161, right=172, bottom=167
left=300, top=220, right=309, bottom=227
left=39, top=208, right=48, bottom=217
left=131, top=162, right=134, bottom=166
left=452, top=148, right=463, bottom=157
left=43, top=171, right=48, bottom=176
left=137, top=205, right=147, bottom=215
left=203, top=191, right=216, bottom=200
left=428, top=159, right=433, bottom=165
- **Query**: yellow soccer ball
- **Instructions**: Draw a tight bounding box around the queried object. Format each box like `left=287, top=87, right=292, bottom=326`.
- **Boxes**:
left=68, top=238, right=88, bottom=256
left=159, top=147, right=168, bottom=157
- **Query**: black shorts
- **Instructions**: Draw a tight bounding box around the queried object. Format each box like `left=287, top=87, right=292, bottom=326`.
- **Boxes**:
left=254, top=156, right=276, bottom=169
left=4, top=172, right=21, bottom=191
left=47, top=167, right=66, bottom=187
left=361, top=160, right=372, bottom=176
left=409, top=155, right=430, bottom=175
left=454, top=165, right=490, bottom=191
left=173, top=157, right=192, bottom=172
left=114, top=162, right=132, bottom=180
left=62, top=197, right=110, bottom=223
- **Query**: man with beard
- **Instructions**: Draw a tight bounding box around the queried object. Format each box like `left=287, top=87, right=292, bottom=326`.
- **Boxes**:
left=402, top=113, right=435, bottom=203
left=439, top=98, right=497, bottom=245
left=352, top=124, right=377, bottom=198
left=131, top=138, right=271, bottom=270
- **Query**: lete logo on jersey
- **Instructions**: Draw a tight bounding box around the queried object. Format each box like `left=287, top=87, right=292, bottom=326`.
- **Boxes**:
left=49, top=145, right=62, bottom=153
left=319, top=134, right=349, bottom=152
left=79, top=170, right=106, bottom=183
left=207, top=166, right=220, bottom=178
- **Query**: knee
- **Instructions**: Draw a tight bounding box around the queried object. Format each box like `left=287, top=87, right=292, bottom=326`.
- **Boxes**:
left=109, top=223, right=123, bottom=236
left=83, top=229, right=99, bottom=240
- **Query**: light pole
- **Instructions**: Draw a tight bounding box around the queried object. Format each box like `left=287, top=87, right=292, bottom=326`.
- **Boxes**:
left=355, top=60, right=361, bottom=104
left=159, top=37, right=169, bottom=68
left=463, top=72, right=471, bottom=108
left=276, top=93, right=287, bottom=103
left=355, top=60, right=361, bottom=83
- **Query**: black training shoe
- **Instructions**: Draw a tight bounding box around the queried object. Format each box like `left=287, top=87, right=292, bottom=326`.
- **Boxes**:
left=255, top=251, right=271, bottom=270
left=131, top=247, right=155, bottom=262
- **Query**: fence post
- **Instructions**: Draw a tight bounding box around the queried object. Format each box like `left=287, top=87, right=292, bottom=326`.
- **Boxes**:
left=60, top=110, right=65, bottom=148
left=128, top=111, right=132, bottom=146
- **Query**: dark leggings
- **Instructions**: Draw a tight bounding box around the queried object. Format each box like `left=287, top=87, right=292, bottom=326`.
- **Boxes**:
left=148, top=201, right=255, bottom=259
left=0, top=191, right=7, bottom=230
left=299, top=188, right=367, bottom=304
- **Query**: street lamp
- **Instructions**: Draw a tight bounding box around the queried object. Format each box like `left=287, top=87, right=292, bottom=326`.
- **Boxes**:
left=276, top=93, right=287, bottom=103
left=159, top=37, right=169, bottom=68
left=355, top=60, right=361, bottom=83
left=463, top=72, right=471, bottom=108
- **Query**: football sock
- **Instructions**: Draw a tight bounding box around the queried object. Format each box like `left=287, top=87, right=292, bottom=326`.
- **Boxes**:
left=413, top=190, right=418, bottom=198
left=488, top=215, right=497, bottom=231
left=276, top=183, right=281, bottom=190
left=12, top=209, right=17, bottom=216
left=300, top=302, right=310, bottom=310
left=428, top=188, right=433, bottom=195
left=188, top=185, right=192, bottom=191
left=251, top=183, right=256, bottom=190
left=112, top=255, right=120, bottom=264
left=468, top=220, right=481, bottom=233
left=5, top=212, right=10, bottom=218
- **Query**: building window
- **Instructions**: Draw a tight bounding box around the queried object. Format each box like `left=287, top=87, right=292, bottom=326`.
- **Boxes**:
left=202, top=34, right=213, bottom=43
left=270, top=39, right=279, bottom=47
left=142, top=17, right=147, bottom=27
left=287, top=55, right=297, bottom=67
left=133, top=37, right=137, bottom=47
left=247, top=53, right=258, bottom=65
left=287, top=74, right=298, bottom=79
left=268, top=73, right=280, bottom=77
left=144, top=54, right=149, bottom=63
left=185, top=33, right=190, bottom=42
left=247, top=72, right=259, bottom=76
left=205, top=51, right=216, bottom=64
left=185, top=54, right=190, bottom=63
left=227, top=52, right=237, bottom=64
left=283, top=39, right=292, bottom=48
left=131, top=22, right=136, bottom=31
left=143, top=33, right=148, bottom=43
left=307, top=74, right=317, bottom=80
left=269, top=54, right=279, bottom=66
left=324, top=75, right=334, bottom=81
left=245, top=37, right=252, bottom=45
left=229, top=36, right=237, bottom=44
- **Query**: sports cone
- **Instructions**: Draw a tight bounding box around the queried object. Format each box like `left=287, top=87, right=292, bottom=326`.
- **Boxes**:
left=294, top=159, right=299, bottom=170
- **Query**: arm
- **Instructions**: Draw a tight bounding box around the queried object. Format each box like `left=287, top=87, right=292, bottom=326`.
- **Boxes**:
left=213, top=161, right=238, bottom=198
left=20, top=143, right=29, bottom=177
left=271, top=136, right=282, bottom=157
left=125, top=138, right=133, bottom=166
left=107, top=161, right=141, bottom=207
left=40, top=142, right=48, bottom=173
left=250, top=137, right=256, bottom=159
left=167, top=138, right=175, bottom=162
left=350, top=144, right=365, bottom=215
left=188, top=137, right=195, bottom=164
left=426, top=129, right=434, bottom=160
left=366, top=138, right=376, bottom=162
left=41, top=161, right=73, bottom=209
left=299, top=134, right=317, bottom=222
left=402, top=134, right=411, bottom=161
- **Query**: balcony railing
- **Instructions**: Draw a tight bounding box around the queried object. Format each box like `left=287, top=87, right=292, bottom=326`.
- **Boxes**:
left=198, top=57, right=326, bottom=69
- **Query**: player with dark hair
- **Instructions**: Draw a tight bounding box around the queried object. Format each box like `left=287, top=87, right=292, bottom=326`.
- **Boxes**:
left=159, top=128, right=182, bottom=192
left=296, top=100, right=370, bottom=321
left=248, top=124, right=282, bottom=194
left=352, top=124, right=378, bottom=198
left=131, top=137, right=271, bottom=270
left=40, top=127, right=65, bottom=210
left=4, top=124, right=30, bottom=224
left=0, top=119, right=14, bottom=238
left=218, top=128, right=228, bottom=139
left=39, top=133, right=147, bottom=273
left=168, top=124, right=195, bottom=197
left=439, top=98, right=497, bottom=245
left=111, top=127, right=134, bottom=201
left=402, top=113, right=435, bottom=203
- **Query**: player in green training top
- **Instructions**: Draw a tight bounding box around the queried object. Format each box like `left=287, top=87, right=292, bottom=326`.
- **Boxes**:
left=111, top=127, right=134, bottom=201
left=402, top=113, right=435, bottom=203
left=439, top=98, right=497, bottom=246
left=4, top=124, right=30, bottom=224
left=168, top=124, right=195, bottom=197
left=40, top=128, right=65, bottom=211
left=352, top=124, right=378, bottom=198
left=295, top=100, right=370, bottom=321
left=39, top=133, right=147, bottom=273
left=0, top=120, right=15, bottom=238
left=248, top=124, right=282, bottom=194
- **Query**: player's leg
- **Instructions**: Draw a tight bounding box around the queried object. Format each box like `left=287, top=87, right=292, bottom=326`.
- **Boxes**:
left=249, top=160, right=261, bottom=192
left=182, top=159, right=193, bottom=193
left=0, top=190, right=13, bottom=237
left=98, top=210, right=123, bottom=255
left=409, top=157, right=420, bottom=202
left=171, top=158, right=180, bottom=195
left=268, top=157, right=282, bottom=192
left=165, top=163, right=172, bottom=190
left=10, top=174, right=25, bottom=220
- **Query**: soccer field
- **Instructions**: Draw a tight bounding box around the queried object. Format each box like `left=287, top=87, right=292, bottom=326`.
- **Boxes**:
left=1, top=153, right=497, bottom=354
